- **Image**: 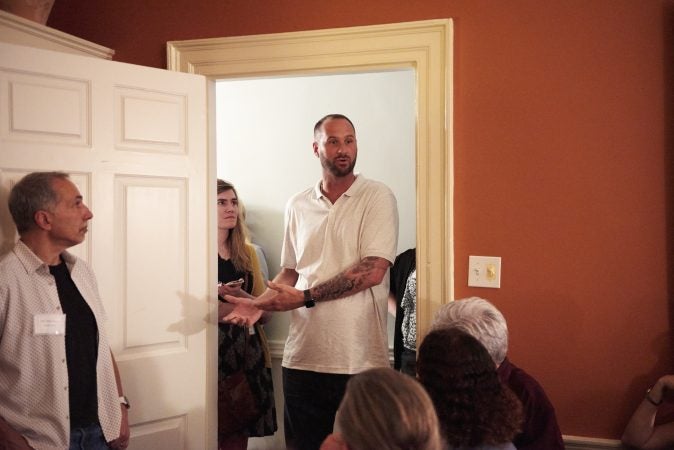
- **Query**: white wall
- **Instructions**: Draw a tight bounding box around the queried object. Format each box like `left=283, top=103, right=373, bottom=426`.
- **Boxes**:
left=216, top=70, right=416, bottom=342
left=216, top=69, right=416, bottom=449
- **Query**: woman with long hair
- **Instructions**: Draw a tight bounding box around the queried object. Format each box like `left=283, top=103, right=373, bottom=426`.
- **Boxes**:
left=216, top=179, right=276, bottom=449
left=320, top=367, right=444, bottom=450
left=417, top=328, right=522, bottom=450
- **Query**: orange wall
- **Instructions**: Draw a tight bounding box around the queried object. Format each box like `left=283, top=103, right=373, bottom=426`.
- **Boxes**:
left=48, top=0, right=673, bottom=440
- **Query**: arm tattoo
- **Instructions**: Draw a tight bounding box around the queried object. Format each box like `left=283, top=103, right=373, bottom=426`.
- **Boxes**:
left=312, top=256, right=385, bottom=302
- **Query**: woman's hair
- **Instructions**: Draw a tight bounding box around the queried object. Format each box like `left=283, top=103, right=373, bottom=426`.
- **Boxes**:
left=431, top=297, right=509, bottom=365
left=417, top=328, right=523, bottom=448
left=335, top=367, right=443, bottom=450
left=217, top=179, right=252, bottom=273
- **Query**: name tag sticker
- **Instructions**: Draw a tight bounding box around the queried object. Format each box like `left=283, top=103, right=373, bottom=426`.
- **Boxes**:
left=34, top=314, right=66, bottom=336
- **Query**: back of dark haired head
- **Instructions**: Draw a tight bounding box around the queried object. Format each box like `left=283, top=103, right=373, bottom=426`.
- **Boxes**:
left=418, top=328, right=495, bottom=393
left=417, top=328, right=522, bottom=447
left=313, top=114, right=356, bottom=137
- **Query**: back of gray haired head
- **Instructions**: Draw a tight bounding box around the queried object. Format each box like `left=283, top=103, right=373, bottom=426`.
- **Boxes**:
left=8, top=171, right=69, bottom=233
left=431, top=297, right=508, bottom=365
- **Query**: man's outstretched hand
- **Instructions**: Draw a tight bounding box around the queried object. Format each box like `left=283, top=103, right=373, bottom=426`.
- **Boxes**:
left=225, top=281, right=305, bottom=314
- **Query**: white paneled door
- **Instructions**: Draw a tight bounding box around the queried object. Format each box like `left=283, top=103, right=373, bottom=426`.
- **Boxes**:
left=0, top=42, right=213, bottom=449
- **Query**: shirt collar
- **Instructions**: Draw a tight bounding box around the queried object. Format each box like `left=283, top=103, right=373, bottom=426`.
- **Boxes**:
left=313, top=173, right=365, bottom=200
left=13, top=240, right=76, bottom=274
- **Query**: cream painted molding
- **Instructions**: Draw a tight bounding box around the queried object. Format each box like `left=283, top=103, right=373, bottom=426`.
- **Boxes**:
left=564, top=435, right=623, bottom=449
left=167, top=19, right=454, bottom=341
left=0, top=9, right=113, bottom=59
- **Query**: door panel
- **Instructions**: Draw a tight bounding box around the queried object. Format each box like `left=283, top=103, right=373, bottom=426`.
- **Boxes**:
left=0, top=42, right=212, bottom=450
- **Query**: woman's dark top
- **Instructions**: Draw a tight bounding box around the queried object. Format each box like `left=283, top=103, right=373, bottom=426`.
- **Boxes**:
left=218, top=256, right=277, bottom=438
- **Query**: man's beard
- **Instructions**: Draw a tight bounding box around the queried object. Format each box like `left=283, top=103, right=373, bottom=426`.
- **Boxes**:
left=321, top=155, right=357, bottom=177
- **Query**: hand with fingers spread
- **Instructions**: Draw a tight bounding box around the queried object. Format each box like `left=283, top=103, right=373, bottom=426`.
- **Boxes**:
left=223, top=299, right=264, bottom=327
left=225, top=281, right=304, bottom=312
left=218, top=282, right=256, bottom=324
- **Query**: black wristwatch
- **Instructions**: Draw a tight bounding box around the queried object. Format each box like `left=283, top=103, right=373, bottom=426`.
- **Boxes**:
left=303, top=289, right=316, bottom=308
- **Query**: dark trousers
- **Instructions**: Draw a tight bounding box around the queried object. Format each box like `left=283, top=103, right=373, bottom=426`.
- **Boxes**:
left=283, top=367, right=351, bottom=450
left=400, top=348, right=417, bottom=377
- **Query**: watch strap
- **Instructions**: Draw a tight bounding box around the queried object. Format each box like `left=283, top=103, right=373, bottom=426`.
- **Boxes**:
left=303, top=289, right=316, bottom=308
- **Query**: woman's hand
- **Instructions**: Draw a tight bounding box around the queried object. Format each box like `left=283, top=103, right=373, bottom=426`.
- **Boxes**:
left=223, top=301, right=263, bottom=327
left=218, top=282, right=246, bottom=299
left=218, top=283, right=262, bottom=326
left=217, top=282, right=255, bottom=323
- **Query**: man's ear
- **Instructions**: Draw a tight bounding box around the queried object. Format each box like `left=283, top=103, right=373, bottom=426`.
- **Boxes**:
left=313, top=141, right=319, bottom=157
left=33, top=210, right=52, bottom=231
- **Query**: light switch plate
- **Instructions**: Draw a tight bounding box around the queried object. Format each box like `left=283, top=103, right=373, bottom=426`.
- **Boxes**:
left=468, top=256, right=501, bottom=288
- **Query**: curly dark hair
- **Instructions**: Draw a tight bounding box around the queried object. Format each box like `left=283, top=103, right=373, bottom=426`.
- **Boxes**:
left=417, top=328, right=523, bottom=448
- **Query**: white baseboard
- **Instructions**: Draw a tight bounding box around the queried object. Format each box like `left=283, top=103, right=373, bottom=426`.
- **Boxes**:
left=564, top=435, right=623, bottom=449
left=268, top=339, right=285, bottom=358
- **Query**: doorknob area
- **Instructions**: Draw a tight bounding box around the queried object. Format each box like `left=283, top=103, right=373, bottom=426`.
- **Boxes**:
left=468, top=256, right=501, bottom=288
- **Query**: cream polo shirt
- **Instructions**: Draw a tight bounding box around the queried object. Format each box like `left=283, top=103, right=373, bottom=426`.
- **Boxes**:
left=0, top=240, right=121, bottom=450
left=281, top=174, right=399, bottom=374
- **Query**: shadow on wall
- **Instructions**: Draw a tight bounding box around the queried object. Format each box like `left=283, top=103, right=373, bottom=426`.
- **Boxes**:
left=166, top=291, right=212, bottom=337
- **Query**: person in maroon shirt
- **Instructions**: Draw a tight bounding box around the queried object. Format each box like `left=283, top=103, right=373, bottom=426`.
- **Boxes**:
left=431, top=297, right=564, bottom=450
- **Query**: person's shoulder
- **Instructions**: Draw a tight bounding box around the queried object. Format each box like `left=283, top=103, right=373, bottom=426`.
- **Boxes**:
left=352, top=176, right=395, bottom=204
left=394, top=248, right=416, bottom=266
left=0, top=242, right=30, bottom=274
left=0, top=251, right=18, bottom=286
left=243, top=241, right=257, bottom=256
left=504, top=360, right=555, bottom=406
left=358, top=175, right=393, bottom=192
left=0, top=249, right=16, bottom=267
left=287, top=184, right=318, bottom=204
left=0, top=248, right=24, bottom=294
left=504, top=360, right=541, bottom=388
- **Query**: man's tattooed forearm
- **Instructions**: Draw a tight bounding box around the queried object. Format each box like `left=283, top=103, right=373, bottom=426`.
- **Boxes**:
left=312, top=257, right=382, bottom=301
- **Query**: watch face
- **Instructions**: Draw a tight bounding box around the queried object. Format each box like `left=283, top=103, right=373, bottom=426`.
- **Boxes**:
left=303, top=289, right=315, bottom=308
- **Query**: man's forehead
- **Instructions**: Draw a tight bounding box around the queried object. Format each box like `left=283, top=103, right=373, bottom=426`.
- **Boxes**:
left=322, top=118, right=355, bottom=134
left=52, top=178, right=81, bottom=199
